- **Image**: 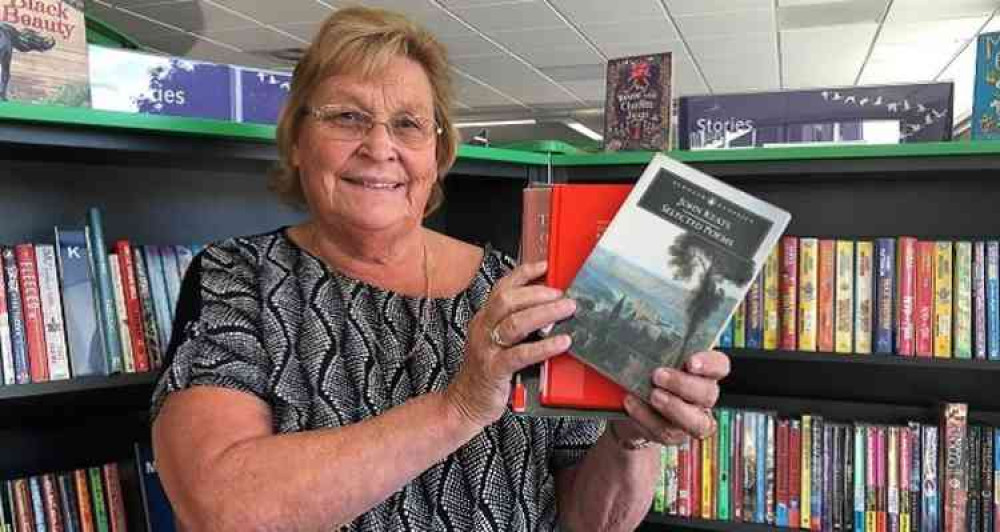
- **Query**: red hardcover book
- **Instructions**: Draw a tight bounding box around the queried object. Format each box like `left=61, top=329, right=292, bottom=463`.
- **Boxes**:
left=779, top=236, right=799, bottom=351
left=915, top=241, right=935, bottom=357
left=818, top=239, right=836, bottom=352
left=540, top=184, right=631, bottom=410
left=897, top=237, right=918, bottom=356
left=113, top=241, right=151, bottom=372
left=677, top=437, right=691, bottom=517
left=15, top=243, right=49, bottom=382
left=776, top=419, right=789, bottom=525
left=788, top=420, right=802, bottom=528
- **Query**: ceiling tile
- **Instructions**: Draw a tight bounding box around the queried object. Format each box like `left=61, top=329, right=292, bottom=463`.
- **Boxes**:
left=858, top=15, right=986, bottom=84
left=453, top=74, right=529, bottom=108
left=675, top=8, right=775, bottom=37
left=886, top=0, right=998, bottom=23
left=273, top=21, right=323, bottom=41
left=436, top=0, right=537, bottom=7
left=445, top=1, right=567, bottom=32
left=559, top=78, right=605, bottom=103
left=438, top=33, right=504, bottom=59
left=600, top=40, right=684, bottom=61
left=87, top=2, right=178, bottom=36
left=207, top=0, right=334, bottom=24
left=581, top=18, right=680, bottom=49
left=699, top=54, right=780, bottom=92
left=507, top=46, right=604, bottom=68
left=140, top=34, right=275, bottom=66
left=778, top=0, right=887, bottom=30
left=686, top=31, right=776, bottom=62
left=548, top=0, right=665, bottom=25
left=936, top=39, right=976, bottom=120
left=198, top=27, right=305, bottom=51
left=127, top=0, right=258, bottom=33
left=453, top=56, right=582, bottom=104
left=780, top=23, right=878, bottom=89
left=342, top=1, right=473, bottom=36
left=666, top=0, right=773, bottom=16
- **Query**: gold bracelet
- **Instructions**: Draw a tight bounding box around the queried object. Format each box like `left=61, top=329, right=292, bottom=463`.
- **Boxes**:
left=607, top=422, right=656, bottom=451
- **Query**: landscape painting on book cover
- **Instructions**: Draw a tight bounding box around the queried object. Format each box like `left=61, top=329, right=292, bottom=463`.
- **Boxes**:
left=553, top=157, right=789, bottom=400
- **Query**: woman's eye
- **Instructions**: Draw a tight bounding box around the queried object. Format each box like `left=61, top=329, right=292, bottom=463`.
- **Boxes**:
left=394, top=117, right=422, bottom=130
left=332, top=111, right=367, bottom=125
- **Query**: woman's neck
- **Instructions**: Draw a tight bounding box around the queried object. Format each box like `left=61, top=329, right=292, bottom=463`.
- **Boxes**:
left=293, top=220, right=431, bottom=296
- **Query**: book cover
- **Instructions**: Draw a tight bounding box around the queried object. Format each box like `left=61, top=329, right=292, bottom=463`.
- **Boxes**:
left=603, top=53, right=672, bottom=151
left=0, top=0, right=90, bottom=106
left=855, top=241, right=874, bottom=354
left=15, top=243, right=49, bottom=382
left=941, top=403, right=967, bottom=532
left=86, top=208, right=123, bottom=374
left=108, top=254, right=135, bottom=373
left=799, top=238, right=819, bottom=352
left=973, top=241, right=987, bottom=359
left=763, top=246, right=780, bottom=350
left=921, top=425, right=939, bottom=532
left=973, top=32, right=1000, bottom=139
left=988, top=241, right=1000, bottom=360
left=835, top=240, right=855, bottom=353
left=551, top=154, right=790, bottom=401
left=73, top=469, right=94, bottom=532
left=874, top=238, right=895, bottom=354
left=2, top=246, right=30, bottom=383
left=954, top=241, right=973, bottom=359
left=87, top=467, right=109, bottom=532
left=789, top=419, right=802, bottom=528
left=746, top=270, right=764, bottom=348
left=131, top=246, right=163, bottom=370
left=818, top=239, right=836, bottom=352
left=54, top=228, right=107, bottom=377
left=0, top=260, right=15, bottom=385
left=114, top=241, right=150, bottom=372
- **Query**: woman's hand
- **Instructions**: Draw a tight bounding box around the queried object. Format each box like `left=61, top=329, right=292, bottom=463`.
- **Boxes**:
left=445, top=261, right=576, bottom=428
left=612, top=350, right=730, bottom=446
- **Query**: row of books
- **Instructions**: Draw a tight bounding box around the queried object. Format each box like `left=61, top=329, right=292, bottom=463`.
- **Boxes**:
left=0, top=462, right=129, bottom=532
left=650, top=404, right=996, bottom=532
left=719, top=236, right=1000, bottom=360
left=0, top=208, right=198, bottom=385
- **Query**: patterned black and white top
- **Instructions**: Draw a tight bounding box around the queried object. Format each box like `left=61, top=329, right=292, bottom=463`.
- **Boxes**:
left=151, top=229, right=605, bottom=531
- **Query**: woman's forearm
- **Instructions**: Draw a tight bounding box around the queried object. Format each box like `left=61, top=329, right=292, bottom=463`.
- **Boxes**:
left=558, top=430, right=661, bottom=532
left=179, top=391, right=480, bottom=531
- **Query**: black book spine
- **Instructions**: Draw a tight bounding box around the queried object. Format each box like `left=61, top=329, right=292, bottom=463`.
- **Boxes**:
left=981, top=427, right=993, bottom=532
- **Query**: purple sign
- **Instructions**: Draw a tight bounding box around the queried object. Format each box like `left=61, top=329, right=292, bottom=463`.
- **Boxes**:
left=678, top=83, right=953, bottom=150
left=239, top=68, right=292, bottom=125
left=134, top=59, right=234, bottom=121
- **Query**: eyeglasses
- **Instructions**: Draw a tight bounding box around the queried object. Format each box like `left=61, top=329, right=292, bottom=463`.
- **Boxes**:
left=303, top=104, right=443, bottom=148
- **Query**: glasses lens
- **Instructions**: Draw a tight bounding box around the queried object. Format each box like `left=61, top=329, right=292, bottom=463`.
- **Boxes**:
left=390, top=116, right=433, bottom=147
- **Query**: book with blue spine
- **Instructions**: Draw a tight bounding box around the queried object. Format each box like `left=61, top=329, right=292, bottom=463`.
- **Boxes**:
left=160, top=245, right=181, bottom=320
left=921, top=424, right=939, bottom=532
left=28, top=476, right=46, bottom=531
left=974, top=241, right=987, bottom=358
left=55, top=228, right=108, bottom=376
left=746, top=272, right=764, bottom=348
left=755, top=411, right=767, bottom=524
left=2, top=247, right=30, bottom=384
left=987, top=241, right=999, bottom=360
left=854, top=423, right=866, bottom=532
left=0, top=259, right=15, bottom=385
left=874, top=238, right=895, bottom=354
left=143, top=246, right=173, bottom=352
left=86, top=208, right=123, bottom=374
left=718, top=316, right=734, bottom=348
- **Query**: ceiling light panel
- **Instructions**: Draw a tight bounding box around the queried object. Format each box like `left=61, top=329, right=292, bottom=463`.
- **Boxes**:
left=778, top=0, right=888, bottom=30
left=666, top=0, right=774, bottom=16
left=886, top=0, right=998, bottom=24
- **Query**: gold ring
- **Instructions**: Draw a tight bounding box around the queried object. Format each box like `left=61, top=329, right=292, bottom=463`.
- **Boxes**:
left=490, top=324, right=515, bottom=348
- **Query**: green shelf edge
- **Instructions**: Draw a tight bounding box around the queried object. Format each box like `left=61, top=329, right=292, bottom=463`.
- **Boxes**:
left=5, top=102, right=1000, bottom=166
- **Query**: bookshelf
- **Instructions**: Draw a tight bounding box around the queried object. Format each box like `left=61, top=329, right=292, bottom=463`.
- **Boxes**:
left=4, top=101, right=1000, bottom=530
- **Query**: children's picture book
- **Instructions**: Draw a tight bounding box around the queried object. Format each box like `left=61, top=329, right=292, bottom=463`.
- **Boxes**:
left=603, top=52, right=672, bottom=152
left=550, top=153, right=791, bottom=402
left=973, top=31, right=1000, bottom=140
left=0, top=0, right=90, bottom=106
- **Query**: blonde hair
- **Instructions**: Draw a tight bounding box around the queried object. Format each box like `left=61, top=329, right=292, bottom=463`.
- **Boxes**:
left=271, top=6, right=459, bottom=215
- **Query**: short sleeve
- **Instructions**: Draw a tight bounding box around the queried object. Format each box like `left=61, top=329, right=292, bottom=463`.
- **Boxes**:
left=546, top=417, right=606, bottom=471
left=150, top=244, right=271, bottom=421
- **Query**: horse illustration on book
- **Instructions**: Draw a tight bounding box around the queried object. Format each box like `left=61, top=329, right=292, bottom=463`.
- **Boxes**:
left=0, top=22, right=56, bottom=101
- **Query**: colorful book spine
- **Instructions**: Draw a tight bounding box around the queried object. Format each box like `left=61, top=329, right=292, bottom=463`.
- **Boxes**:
left=916, top=241, right=935, bottom=357
left=718, top=317, right=734, bottom=348
left=34, top=244, right=71, bottom=381
left=855, top=424, right=867, bottom=532
left=160, top=245, right=182, bottom=320
left=776, top=418, right=789, bottom=527
left=763, top=246, right=780, bottom=350
left=732, top=411, right=743, bottom=522
left=877, top=426, right=887, bottom=532
left=867, top=425, right=878, bottom=532
left=87, top=467, right=110, bottom=532
left=789, top=419, right=802, bottom=528
left=954, top=241, right=973, bottom=358
left=57, top=473, right=80, bottom=532
left=907, top=422, right=922, bottom=532
left=888, top=426, right=899, bottom=532
left=988, top=241, right=1000, bottom=360
left=974, top=241, right=988, bottom=359
left=942, top=404, right=968, bottom=532
left=86, top=208, right=124, bottom=374
left=993, top=429, right=999, bottom=532
left=28, top=476, right=46, bottom=531
left=934, top=241, right=954, bottom=358
left=114, top=242, right=150, bottom=372
left=758, top=412, right=768, bottom=525
left=677, top=437, right=691, bottom=517
left=102, top=464, right=127, bottom=532
left=802, top=414, right=812, bottom=529
left=691, top=436, right=701, bottom=519
left=897, top=237, right=917, bottom=356
left=664, top=445, right=677, bottom=514
left=921, top=425, right=939, bottom=532
left=0, top=264, right=15, bottom=385
left=836, top=240, right=855, bottom=353
left=811, top=416, right=824, bottom=531
left=718, top=409, right=731, bottom=520
left=702, top=421, right=713, bottom=520
left=875, top=238, right=896, bottom=354
left=56, top=228, right=109, bottom=377
left=107, top=254, right=135, bottom=373
left=799, top=238, right=819, bottom=352
left=143, top=246, right=173, bottom=352
left=900, top=425, right=911, bottom=532
left=15, top=244, right=50, bottom=382
left=981, top=427, right=993, bottom=532
left=780, top=236, right=799, bottom=351
left=73, top=469, right=95, bottom=532
left=733, top=300, right=746, bottom=348
left=2, top=247, right=30, bottom=384
left=131, top=246, right=163, bottom=369
left=40, top=474, right=62, bottom=532
left=818, top=239, right=836, bottom=352
left=766, top=414, right=776, bottom=525
left=856, top=241, right=874, bottom=355
left=744, top=412, right=757, bottom=522
left=970, top=426, right=982, bottom=532
left=747, top=272, right=764, bottom=349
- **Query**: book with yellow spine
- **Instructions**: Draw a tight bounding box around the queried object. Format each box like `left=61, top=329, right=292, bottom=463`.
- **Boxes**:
left=835, top=240, right=855, bottom=353
left=763, top=246, right=780, bottom=349
left=798, top=238, right=819, bottom=352
left=953, top=241, right=973, bottom=358
left=934, top=241, right=954, bottom=357
left=855, top=241, right=874, bottom=354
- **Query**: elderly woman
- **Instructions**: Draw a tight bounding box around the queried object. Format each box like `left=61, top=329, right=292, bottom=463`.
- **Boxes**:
left=151, top=6, right=728, bottom=532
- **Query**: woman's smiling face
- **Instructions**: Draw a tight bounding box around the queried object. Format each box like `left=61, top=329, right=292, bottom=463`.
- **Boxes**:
left=293, top=55, right=439, bottom=235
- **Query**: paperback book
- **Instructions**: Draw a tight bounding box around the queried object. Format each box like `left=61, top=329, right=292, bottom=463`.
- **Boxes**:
left=603, top=52, right=673, bottom=151
left=550, top=154, right=790, bottom=402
